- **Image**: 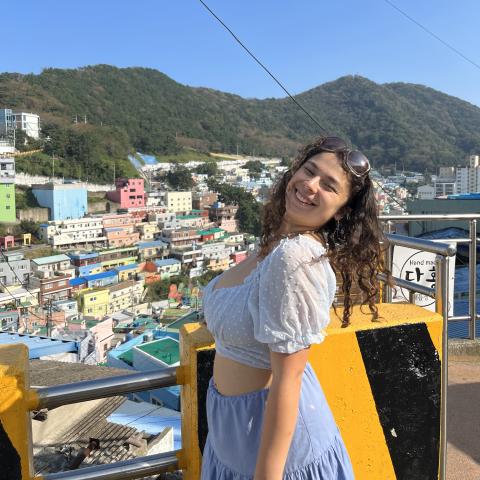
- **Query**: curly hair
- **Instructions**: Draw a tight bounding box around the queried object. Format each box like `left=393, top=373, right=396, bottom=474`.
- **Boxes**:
left=258, top=137, right=390, bottom=327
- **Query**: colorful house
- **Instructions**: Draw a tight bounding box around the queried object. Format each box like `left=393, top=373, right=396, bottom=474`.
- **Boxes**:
left=137, top=240, right=168, bottom=260
left=107, top=280, right=144, bottom=314
left=78, top=288, right=110, bottom=319
left=82, top=270, right=118, bottom=289
left=114, top=263, right=140, bottom=282
left=106, top=178, right=145, bottom=209
left=154, top=259, right=182, bottom=280
left=104, top=226, right=140, bottom=248
left=31, top=183, right=87, bottom=220
left=31, top=254, right=75, bottom=279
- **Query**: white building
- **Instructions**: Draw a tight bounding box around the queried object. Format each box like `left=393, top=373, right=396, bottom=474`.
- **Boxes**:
left=456, top=155, right=480, bottom=194
left=13, top=112, right=40, bottom=139
left=165, top=191, right=192, bottom=213
left=39, top=218, right=107, bottom=248
left=417, top=185, right=435, bottom=200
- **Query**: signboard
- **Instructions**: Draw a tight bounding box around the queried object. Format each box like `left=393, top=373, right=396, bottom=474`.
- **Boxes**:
left=392, top=246, right=455, bottom=316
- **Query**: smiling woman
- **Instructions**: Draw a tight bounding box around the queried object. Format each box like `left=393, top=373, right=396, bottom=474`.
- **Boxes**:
left=201, top=136, right=390, bottom=479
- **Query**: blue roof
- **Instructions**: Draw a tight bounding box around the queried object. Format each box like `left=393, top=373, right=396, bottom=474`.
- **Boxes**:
left=68, top=252, right=99, bottom=260
left=115, top=263, right=138, bottom=272
left=83, top=270, right=118, bottom=282
left=447, top=193, right=480, bottom=200
left=154, top=258, right=181, bottom=267
left=104, top=227, right=123, bottom=232
left=0, top=332, right=77, bottom=359
left=69, top=277, right=87, bottom=287
left=137, top=240, right=167, bottom=249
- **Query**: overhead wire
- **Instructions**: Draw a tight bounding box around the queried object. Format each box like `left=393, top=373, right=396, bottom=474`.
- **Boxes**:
left=382, top=0, right=480, bottom=72
left=197, top=0, right=412, bottom=217
left=197, top=0, right=329, bottom=134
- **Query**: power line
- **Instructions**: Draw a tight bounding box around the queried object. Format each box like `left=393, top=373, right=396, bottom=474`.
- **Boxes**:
left=382, top=0, right=480, bottom=72
left=197, top=0, right=329, bottom=134
left=197, top=0, right=413, bottom=215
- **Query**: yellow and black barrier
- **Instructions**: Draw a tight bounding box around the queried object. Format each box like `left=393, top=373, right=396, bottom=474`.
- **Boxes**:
left=179, top=303, right=443, bottom=480
left=0, top=344, right=33, bottom=480
left=0, top=302, right=442, bottom=479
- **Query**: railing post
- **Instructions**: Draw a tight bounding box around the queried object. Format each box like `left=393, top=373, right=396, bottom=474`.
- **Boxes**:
left=435, top=254, right=449, bottom=480
left=385, top=221, right=394, bottom=303
left=469, top=219, right=477, bottom=340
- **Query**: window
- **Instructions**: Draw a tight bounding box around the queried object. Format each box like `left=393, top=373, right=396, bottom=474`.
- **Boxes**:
left=5, top=206, right=10, bottom=210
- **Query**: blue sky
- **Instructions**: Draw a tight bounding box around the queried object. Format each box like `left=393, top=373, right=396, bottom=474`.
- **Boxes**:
left=4, top=1, right=480, bottom=106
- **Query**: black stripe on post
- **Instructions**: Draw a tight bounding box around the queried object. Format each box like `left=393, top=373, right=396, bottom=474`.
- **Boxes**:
left=0, top=420, right=21, bottom=480
left=356, top=323, right=440, bottom=480
left=197, top=348, right=215, bottom=455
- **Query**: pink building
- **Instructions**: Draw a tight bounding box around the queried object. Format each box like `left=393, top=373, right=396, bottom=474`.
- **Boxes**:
left=106, top=178, right=145, bottom=209
left=104, top=226, right=140, bottom=248
left=89, top=317, right=115, bottom=363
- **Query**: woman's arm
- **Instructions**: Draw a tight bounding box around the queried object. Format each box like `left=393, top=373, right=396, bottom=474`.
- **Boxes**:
left=254, top=347, right=310, bottom=480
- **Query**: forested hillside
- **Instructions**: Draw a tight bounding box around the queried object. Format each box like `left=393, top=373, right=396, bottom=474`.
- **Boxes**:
left=1, top=65, right=480, bottom=182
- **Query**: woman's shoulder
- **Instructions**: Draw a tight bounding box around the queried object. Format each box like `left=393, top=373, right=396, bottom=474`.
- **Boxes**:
left=262, top=234, right=328, bottom=271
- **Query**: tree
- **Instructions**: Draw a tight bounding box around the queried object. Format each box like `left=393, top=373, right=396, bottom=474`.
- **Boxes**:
left=196, top=162, right=218, bottom=177
left=166, top=165, right=194, bottom=190
left=243, top=160, right=263, bottom=178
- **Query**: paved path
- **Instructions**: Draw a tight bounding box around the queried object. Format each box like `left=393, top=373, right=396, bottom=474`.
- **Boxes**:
left=447, top=356, right=480, bottom=479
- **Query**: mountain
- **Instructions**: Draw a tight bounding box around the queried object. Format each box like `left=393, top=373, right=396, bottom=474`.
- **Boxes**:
left=1, top=65, right=480, bottom=182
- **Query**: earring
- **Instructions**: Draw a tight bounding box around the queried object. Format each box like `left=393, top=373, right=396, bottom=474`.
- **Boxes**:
left=333, top=218, right=340, bottom=239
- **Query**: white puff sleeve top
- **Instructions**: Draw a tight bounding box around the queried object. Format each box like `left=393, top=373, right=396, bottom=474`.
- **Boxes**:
left=202, top=235, right=337, bottom=369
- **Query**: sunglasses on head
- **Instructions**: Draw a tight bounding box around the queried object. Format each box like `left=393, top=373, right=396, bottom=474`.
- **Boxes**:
left=318, top=136, right=371, bottom=178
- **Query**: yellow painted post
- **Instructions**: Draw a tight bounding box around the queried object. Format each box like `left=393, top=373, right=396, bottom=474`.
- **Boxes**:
left=0, top=344, right=33, bottom=480
left=181, top=303, right=443, bottom=480
left=179, top=323, right=215, bottom=480
left=311, top=303, right=443, bottom=480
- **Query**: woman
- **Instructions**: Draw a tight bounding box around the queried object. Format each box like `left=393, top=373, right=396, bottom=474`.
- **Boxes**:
left=201, top=136, right=387, bottom=479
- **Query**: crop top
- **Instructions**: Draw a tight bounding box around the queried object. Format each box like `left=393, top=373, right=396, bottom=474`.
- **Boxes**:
left=202, top=234, right=337, bottom=369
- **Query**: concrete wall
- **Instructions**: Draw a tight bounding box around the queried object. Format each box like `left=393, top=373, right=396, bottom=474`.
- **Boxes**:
left=15, top=173, right=114, bottom=192
left=16, top=207, right=49, bottom=223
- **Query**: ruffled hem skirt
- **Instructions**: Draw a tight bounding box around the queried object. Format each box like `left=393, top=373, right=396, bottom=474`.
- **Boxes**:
left=201, top=363, right=354, bottom=479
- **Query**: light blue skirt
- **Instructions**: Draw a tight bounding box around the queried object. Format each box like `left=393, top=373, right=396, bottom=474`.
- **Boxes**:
left=201, top=363, right=354, bottom=479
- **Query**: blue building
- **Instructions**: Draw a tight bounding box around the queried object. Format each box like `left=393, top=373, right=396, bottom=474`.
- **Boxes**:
left=82, top=270, right=118, bottom=288
left=107, top=330, right=180, bottom=410
left=32, top=183, right=88, bottom=220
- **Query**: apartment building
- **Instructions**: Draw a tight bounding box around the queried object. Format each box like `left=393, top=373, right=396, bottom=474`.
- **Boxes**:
left=159, top=228, right=200, bottom=248
left=13, top=112, right=40, bottom=139
left=165, top=191, right=192, bottom=213
left=39, top=218, right=107, bottom=248
left=31, top=254, right=75, bottom=279
left=78, top=288, right=110, bottom=319
left=0, top=251, right=30, bottom=287
left=153, top=258, right=182, bottom=279
left=104, top=226, right=140, bottom=248
left=106, top=178, right=145, bottom=208
left=0, top=157, right=15, bottom=223
left=208, top=202, right=238, bottom=232
left=136, top=221, right=159, bottom=240
left=107, top=280, right=143, bottom=314
left=29, top=274, right=72, bottom=304
left=32, top=183, right=87, bottom=221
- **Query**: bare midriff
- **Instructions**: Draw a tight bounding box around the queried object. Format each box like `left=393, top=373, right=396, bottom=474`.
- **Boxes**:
left=214, top=354, right=272, bottom=396
left=211, top=250, right=273, bottom=396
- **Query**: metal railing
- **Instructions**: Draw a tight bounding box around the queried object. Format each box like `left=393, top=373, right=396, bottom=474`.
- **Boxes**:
left=25, top=226, right=460, bottom=480
left=381, top=213, right=480, bottom=340
left=30, top=368, right=181, bottom=480
left=377, top=232, right=455, bottom=480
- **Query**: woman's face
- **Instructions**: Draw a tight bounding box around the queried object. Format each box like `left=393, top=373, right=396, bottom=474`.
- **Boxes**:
left=282, top=152, right=351, bottom=233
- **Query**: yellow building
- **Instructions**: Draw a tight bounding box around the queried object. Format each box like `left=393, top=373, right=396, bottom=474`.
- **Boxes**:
left=205, top=257, right=230, bottom=272
left=107, top=280, right=144, bottom=314
left=78, top=288, right=110, bottom=319
left=165, top=191, right=192, bottom=213
left=136, top=221, right=159, bottom=240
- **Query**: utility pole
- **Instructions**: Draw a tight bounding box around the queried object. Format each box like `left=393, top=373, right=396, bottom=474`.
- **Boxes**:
left=46, top=298, right=52, bottom=337
left=84, top=115, right=87, bottom=124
